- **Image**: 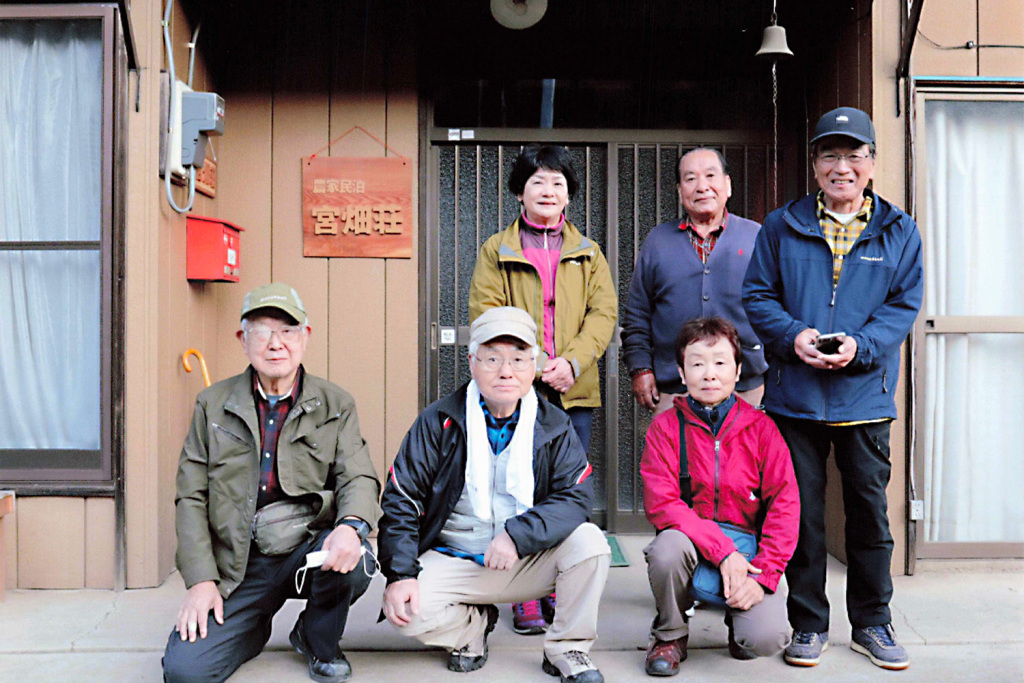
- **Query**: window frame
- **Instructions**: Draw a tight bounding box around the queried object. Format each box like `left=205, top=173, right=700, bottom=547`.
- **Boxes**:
left=0, top=4, right=125, bottom=495
left=911, top=80, right=1024, bottom=560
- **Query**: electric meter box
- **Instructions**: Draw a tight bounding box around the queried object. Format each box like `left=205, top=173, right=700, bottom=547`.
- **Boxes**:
left=186, top=215, right=244, bottom=282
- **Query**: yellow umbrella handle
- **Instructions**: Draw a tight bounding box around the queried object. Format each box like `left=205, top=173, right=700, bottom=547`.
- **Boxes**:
left=182, top=348, right=211, bottom=387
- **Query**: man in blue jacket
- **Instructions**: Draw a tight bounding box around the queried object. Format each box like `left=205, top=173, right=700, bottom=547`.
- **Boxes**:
left=623, top=148, right=767, bottom=413
left=379, top=307, right=610, bottom=683
left=743, top=108, right=923, bottom=671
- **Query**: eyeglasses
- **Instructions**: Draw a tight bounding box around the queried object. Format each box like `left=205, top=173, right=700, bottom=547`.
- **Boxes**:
left=816, top=152, right=873, bottom=167
left=245, top=325, right=304, bottom=346
left=475, top=353, right=534, bottom=372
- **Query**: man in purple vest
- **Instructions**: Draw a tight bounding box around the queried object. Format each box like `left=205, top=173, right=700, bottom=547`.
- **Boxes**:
left=623, top=148, right=767, bottom=414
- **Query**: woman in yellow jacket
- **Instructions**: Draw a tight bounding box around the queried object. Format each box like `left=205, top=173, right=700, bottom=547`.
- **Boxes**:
left=469, top=143, right=618, bottom=635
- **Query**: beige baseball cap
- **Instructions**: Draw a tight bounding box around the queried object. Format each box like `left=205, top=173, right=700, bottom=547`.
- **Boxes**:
left=470, top=306, right=537, bottom=348
left=240, top=282, right=307, bottom=324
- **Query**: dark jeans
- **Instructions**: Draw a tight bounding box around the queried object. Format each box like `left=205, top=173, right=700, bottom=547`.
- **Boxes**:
left=771, top=414, right=894, bottom=633
left=162, top=529, right=373, bottom=683
left=535, top=382, right=594, bottom=453
left=566, top=407, right=593, bottom=453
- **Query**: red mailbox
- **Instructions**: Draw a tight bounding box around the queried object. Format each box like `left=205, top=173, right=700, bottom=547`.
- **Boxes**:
left=186, top=215, right=244, bottom=282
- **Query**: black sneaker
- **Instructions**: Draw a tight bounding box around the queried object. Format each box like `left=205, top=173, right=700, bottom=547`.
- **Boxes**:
left=725, top=614, right=757, bottom=660
left=288, top=616, right=352, bottom=683
left=542, top=650, right=604, bottom=683
left=447, top=604, right=499, bottom=672
left=784, top=630, right=828, bottom=667
left=851, top=624, right=909, bottom=670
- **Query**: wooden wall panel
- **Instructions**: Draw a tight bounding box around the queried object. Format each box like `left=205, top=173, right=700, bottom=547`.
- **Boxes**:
left=212, top=93, right=274, bottom=381
left=382, top=4, right=422, bottom=466
left=2, top=502, right=16, bottom=590
left=18, top=498, right=85, bottom=589
left=979, top=0, right=1024, bottom=77
left=125, top=0, right=165, bottom=589
left=85, top=498, right=116, bottom=589
left=915, top=0, right=978, bottom=76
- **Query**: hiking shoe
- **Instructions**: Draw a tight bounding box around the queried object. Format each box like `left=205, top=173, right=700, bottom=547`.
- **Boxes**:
left=540, top=592, right=557, bottom=623
left=725, top=614, right=757, bottom=661
left=512, top=599, right=548, bottom=635
left=447, top=604, right=499, bottom=672
left=288, top=616, right=352, bottom=683
left=543, top=650, right=604, bottom=683
left=644, top=636, right=687, bottom=676
left=851, top=624, right=909, bottom=670
left=784, top=630, right=828, bottom=667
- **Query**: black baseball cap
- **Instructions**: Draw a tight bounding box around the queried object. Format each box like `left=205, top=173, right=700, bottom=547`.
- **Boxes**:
left=810, top=107, right=876, bottom=147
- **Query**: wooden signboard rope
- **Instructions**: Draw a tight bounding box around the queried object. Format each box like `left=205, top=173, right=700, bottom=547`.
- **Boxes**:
left=306, top=125, right=407, bottom=162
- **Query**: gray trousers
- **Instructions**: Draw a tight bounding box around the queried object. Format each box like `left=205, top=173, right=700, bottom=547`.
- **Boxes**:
left=644, top=529, right=790, bottom=657
left=396, top=523, right=611, bottom=659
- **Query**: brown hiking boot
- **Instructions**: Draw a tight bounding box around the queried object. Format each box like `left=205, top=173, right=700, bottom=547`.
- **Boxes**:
left=644, top=636, right=688, bottom=676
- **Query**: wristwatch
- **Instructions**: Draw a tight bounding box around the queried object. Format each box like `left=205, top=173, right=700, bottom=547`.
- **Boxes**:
left=340, top=518, right=370, bottom=541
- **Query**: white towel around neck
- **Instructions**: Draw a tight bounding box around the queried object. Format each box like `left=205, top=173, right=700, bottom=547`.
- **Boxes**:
left=465, top=379, right=537, bottom=520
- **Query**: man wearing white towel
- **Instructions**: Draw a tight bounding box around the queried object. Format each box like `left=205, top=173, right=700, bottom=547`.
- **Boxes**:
left=378, top=306, right=610, bottom=683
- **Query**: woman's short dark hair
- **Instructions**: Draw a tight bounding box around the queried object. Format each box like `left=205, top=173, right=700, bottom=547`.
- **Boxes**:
left=674, top=316, right=742, bottom=367
left=508, top=144, right=580, bottom=199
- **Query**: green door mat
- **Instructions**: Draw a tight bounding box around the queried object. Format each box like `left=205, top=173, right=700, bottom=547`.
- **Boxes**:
left=605, top=534, right=629, bottom=567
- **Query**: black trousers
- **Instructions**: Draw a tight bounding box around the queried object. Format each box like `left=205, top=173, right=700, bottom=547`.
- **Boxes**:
left=771, top=414, right=894, bottom=634
left=162, top=529, right=373, bottom=683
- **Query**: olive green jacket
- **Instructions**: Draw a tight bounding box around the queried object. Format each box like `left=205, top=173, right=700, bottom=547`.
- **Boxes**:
left=469, top=218, right=618, bottom=410
left=174, top=367, right=382, bottom=598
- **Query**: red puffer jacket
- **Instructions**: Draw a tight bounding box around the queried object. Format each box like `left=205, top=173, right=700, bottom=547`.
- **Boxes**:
left=641, top=396, right=799, bottom=593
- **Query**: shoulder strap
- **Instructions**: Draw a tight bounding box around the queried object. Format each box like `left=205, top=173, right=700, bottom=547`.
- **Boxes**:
left=676, top=408, right=692, bottom=507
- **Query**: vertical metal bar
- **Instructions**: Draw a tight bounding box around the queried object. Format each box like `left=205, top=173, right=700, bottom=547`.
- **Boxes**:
left=655, top=143, right=662, bottom=227
left=631, top=143, right=641, bottom=512
left=497, top=146, right=504, bottom=235
left=585, top=146, right=592, bottom=238
left=604, top=142, right=620, bottom=531
left=453, top=145, right=460, bottom=387
left=475, top=144, right=481, bottom=272
left=425, top=145, right=441, bottom=402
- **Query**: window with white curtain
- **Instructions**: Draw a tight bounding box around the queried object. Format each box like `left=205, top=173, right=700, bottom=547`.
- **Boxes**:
left=918, top=95, right=1024, bottom=553
left=0, top=15, right=113, bottom=484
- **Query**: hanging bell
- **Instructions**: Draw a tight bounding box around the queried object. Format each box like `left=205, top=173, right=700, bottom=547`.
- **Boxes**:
left=756, top=24, right=794, bottom=58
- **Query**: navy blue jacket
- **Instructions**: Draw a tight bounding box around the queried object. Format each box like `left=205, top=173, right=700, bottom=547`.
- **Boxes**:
left=378, top=384, right=595, bottom=584
left=623, top=214, right=767, bottom=393
left=742, top=192, right=923, bottom=422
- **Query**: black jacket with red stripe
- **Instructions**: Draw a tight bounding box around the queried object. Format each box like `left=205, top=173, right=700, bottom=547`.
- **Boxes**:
left=378, top=382, right=595, bottom=584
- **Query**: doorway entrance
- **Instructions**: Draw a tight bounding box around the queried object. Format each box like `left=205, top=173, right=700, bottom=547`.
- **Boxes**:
left=422, top=127, right=796, bottom=530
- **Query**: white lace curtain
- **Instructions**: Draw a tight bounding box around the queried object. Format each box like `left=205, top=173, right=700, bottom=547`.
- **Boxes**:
left=923, top=99, right=1024, bottom=543
left=0, top=19, right=102, bottom=451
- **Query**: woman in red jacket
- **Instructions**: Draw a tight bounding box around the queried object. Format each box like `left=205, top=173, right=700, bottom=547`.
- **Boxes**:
left=640, top=317, right=800, bottom=676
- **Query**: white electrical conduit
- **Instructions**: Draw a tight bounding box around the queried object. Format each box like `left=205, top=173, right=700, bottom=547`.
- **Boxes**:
left=163, top=0, right=196, bottom=213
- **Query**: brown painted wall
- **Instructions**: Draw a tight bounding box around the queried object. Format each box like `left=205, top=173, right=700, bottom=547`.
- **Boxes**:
left=129, top=0, right=419, bottom=589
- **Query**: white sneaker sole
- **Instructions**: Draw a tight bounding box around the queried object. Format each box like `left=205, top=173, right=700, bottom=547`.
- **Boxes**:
left=784, top=640, right=828, bottom=667
left=850, top=642, right=910, bottom=670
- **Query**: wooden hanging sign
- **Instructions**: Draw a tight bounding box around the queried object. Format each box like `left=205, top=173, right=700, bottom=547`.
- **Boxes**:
left=301, top=155, right=412, bottom=258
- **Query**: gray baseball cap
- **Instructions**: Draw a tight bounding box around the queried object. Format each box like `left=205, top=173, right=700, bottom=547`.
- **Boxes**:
left=470, top=306, right=537, bottom=348
left=810, top=107, right=876, bottom=147
left=240, top=282, right=307, bottom=324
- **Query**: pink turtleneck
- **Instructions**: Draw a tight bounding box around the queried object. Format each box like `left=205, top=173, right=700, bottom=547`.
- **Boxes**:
left=519, top=213, right=564, bottom=358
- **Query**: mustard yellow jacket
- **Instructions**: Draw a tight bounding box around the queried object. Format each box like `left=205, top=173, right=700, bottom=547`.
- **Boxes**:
left=469, top=218, right=617, bottom=410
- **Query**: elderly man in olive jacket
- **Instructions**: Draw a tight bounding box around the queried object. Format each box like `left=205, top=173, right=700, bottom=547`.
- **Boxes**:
left=163, top=283, right=381, bottom=683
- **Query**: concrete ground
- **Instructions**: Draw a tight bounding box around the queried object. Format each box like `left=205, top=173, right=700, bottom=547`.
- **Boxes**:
left=0, top=535, right=1021, bottom=682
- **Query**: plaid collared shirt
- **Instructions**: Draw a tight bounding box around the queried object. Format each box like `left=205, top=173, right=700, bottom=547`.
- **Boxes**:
left=254, top=366, right=304, bottom=509
left=817, top=192, right=874, bottom=286
left=679, top=212, right=728, bottom=264
left=480, top=396, right=520, bottom=455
